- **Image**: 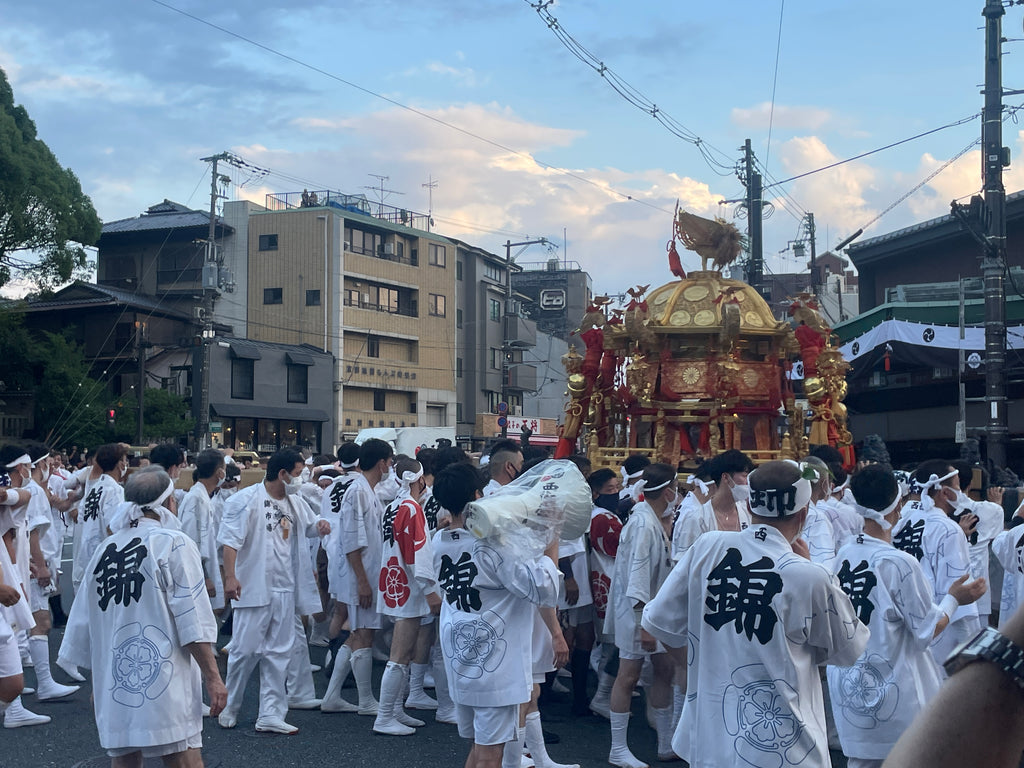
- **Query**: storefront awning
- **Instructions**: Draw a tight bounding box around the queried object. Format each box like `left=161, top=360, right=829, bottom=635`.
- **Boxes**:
left=229, top=343, right=262, bottom=360
left=211, top=403, right=330, bottom=422
left=286, top=351, right=315, bottom=366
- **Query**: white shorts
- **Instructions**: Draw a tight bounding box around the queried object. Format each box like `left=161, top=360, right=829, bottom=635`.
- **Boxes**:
left=346, top=602, right=382, bottom=631
left=0, top=622, right=20, bottom=678
left=455, top=703, right=521, bottom=746
left=566, top=604, right=594, bottom=627
left=107, top=731, right=202, bottom=758
left=29, top=580, right=53, bottom=614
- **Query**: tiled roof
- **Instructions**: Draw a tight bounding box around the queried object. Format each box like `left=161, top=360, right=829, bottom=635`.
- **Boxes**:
left=102, top=199, right=232, bottom=235
left=24, top=281, right=191, bottom=319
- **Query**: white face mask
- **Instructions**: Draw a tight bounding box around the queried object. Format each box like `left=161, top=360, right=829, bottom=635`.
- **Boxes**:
left=216, top=474, right=226, bottom=488
left=40, top=466, right=50, bottom=483
left=730, top=477, right=751, bottom=504
left=284, top=474, right=303, bottom=495
left=952, top=489, right=972, bottom=511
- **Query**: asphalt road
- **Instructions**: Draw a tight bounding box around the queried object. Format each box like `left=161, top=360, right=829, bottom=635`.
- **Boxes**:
left=4, top=628, right=855, bottom=768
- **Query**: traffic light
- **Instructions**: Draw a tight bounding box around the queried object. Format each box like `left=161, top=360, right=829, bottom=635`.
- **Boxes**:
left=107, top=408, right=116, bottom=428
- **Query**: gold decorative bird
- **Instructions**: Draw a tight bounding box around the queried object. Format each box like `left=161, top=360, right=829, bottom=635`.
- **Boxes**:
left=675, top=210, right=743, bottom=271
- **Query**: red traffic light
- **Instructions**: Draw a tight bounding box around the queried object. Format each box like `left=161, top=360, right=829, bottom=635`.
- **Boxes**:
left=108, top=409, right=116, bottom=419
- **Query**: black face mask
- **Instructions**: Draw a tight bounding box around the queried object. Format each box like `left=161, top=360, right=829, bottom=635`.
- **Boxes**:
left=595, top=493, right=619, bottom=513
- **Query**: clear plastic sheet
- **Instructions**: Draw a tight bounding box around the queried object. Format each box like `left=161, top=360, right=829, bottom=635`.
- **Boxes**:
left=463, top=459, right=592, bottom=556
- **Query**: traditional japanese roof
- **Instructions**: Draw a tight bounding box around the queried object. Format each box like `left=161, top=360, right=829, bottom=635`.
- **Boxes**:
left=23, top=281, right=192, bottom=319
left=646, top=271, right=789, bottom=336
left=101, top=200, right=232, bottom=236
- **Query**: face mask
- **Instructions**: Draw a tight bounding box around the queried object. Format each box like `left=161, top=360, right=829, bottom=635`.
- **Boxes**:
left=730, top=477, right=751, bottom=504
left=284, top=474, right=303, bottom=495
left=952, top=489, right=971, bottom=511
left=40, top=467, right=50, bottom=483
left=219, top=487, right=236, bottom=500
left=661, top=491, right=681, bottom=518
left=216, top=475, right=226, bottom=488
left=120, top=464, right=128, bottom=479
left=595, top=493, right=619, bottom=513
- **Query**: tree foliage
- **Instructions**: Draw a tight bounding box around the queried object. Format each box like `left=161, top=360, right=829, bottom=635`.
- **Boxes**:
left=32, top=331, right=108, bottom=450
left=111, top=389, right=195, bottom=444
left=0, top=67, right=101, bottom=289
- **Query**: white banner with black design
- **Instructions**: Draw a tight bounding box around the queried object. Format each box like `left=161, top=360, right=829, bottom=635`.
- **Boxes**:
left=840, top=319, right=1024, bottom=362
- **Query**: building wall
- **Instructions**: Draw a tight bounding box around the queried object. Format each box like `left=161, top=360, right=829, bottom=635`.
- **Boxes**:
left=513, top=263, right=592, bottom=342
left=523, top=331, right=568, bottom=422
left=218, top=200, right=260, bottom=337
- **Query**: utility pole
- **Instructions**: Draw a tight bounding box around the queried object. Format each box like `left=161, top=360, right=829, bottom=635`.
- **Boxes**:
left=195, top=153, right=229, bottom=450
left=806, top=213, right=818, bottom=297
left=501, top=238, right=547, bottom=438
left=743, top=139, right=764, bottom=297
left=135, top=320, right=148, bottom=445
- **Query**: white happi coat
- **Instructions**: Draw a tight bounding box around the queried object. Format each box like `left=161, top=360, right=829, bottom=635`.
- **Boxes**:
left=819, top=496, right=863, bottom=549
left=892, top=499, right=979, bottom=662
left=803, top=501, right=836, bottom=568
left=605, top=501, right=673, bottom=655
left=991, top=525, right=1024, bottom=620
left=672, top=498, right=752, bottom=562
left=59, top=517, right=217, bottom=751
left=76, top=474, right=124, bottom=587
left=338, top=473, right=384, bottom=607
left=377, top=490, right=436, bottom=618
left=826, top=532, right=946, bottom=761
left=217, top=484, right=322, bottom=615
left=557, top=535, right=593, bottom=610
left=643, top=524, right=869, bottom=768
left=434, top=526, right=560, bottom=708
left=0, top=494, right=34, bottom=634
left=589, top=507, right=621, bottom=639
left=420, top=485, right=451, bottom=532
left=953, top=498, right=1003, bottom=618
left=178, top=481, right=224, bottom=611
left=19, top=479, right=52, bottom=591
left=320, top=473, right=357, bottom=597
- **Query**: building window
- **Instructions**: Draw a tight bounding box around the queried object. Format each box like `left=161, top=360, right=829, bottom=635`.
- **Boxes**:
left=429, top=293, right=446, bottom=317
left=258, top=234, right=278, bottom=251
left=487, top=391, right=501, bottom=413
left=456, top=260, right=463, bottom=281
left=456, top=308, right=463, bottom=329
left=367, top=336, right=380, bottom=358
left=287, top=364, right=308, bottom=404
left=429, top=243, right=446, bottom=267
left=484, top=263, right=502, bottom=282
left=490, top=348, right=502, bottom=370
left=231, top=358, right=255, bottom=400
left=409, top=395, right=417, bottom=414
left=379, top=286, right=400, bottom=314
left=456, top=402, right=463, bottom=423
left=456, top=358, right=463, bottom=378
left=373, top=390, right=386, bottom=411
left=264, top=287, right=283, bottom=305
left=306, top=289, right=320, bottom=306
left=489, top=298, right=501, bottom=321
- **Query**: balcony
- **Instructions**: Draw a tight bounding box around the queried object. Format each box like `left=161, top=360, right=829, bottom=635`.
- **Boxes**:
left=504, top=314, right=537, bottom=349
left=343, top=296, right=417, bottom=318
left=505, top=363, right=537, bottom=392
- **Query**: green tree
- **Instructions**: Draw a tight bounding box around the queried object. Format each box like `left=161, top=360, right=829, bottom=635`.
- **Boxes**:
left=111, top=389, right=195, bottom=443
left=0, top=67, right=101, bottom=289
left=0, top=308, right=35, bottom=393
left=32, top=331, right=108, bottom=449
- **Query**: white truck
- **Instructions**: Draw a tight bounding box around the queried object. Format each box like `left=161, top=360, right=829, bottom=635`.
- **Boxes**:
left=354, top=426, right=456, bottom=456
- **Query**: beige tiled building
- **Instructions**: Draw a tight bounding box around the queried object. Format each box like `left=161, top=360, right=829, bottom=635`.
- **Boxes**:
left=243, top=192, right=457, bottom=447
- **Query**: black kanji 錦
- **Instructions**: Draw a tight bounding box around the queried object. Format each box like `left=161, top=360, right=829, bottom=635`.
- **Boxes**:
left=82, top=487, right=102, bottom=523
left=837, top=558, right=877, bottom=624
left=438, top=551, right=481, bottom=612
left=893, top=519, right=926, bottom=561
left=703, top=547, right=783, bottom=644
left=329, top=477, right=351, bottom=516
left=382, top=503, right=397, bottom=546
left=423, top=494, right=441, bottom=531
left=93, top=537, right=148, bottom=611
left=951, top=510, right=979, bottom=546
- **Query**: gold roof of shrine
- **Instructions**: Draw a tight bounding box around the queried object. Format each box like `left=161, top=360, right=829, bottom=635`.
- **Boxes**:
left=645, top=271, right=787, bottom=335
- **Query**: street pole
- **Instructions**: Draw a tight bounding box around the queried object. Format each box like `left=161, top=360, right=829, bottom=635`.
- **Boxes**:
left=135, top=320, right=146, bottom=445
left=502, top=238, right=547, bottom=438
left=744, top=139, right=764, bottom=296
left=982, top=0, right=1008, bottom=468
left=806, top=213, right=818, bottom=297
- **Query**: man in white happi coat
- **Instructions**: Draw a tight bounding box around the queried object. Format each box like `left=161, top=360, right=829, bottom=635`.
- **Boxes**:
left=892, top=459, right=981, bottom=667
left=671, top=449, right=753, bottom=559
left=22, top=444, right=80, bottom=702
left=318, top=442, right=360, bottom=668
left=605, top=463, right=680, bottom=768
left=949, top=460, right=1004, bottom=628
left=826, top=465, right=986, bottom=768
left=321, top=438, right=393, bottom=714
left=60, top=468, right=226, bottom=767
left=990, top=507, right=1024, bottom=622
left=483, top=439, right=523, bottom=497
left=643, top=460, right=870, bottom=768
left=801, top=456, right=837, bottom=567
left=75, top=443, right=128, bottom=590
left=373, top=457, right=440, bottom=735
left=217, top=448, right=330, bottom=734
left=177, top=449, right=225, bottom=614
left=587, top=468, right=623, bottom=719
left=809, top=446, right=862, bottom=546
left=432, top=462, right=562, bottom=768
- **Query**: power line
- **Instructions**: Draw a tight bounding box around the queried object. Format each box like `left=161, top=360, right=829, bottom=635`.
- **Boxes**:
left=147, top=0, right=673, bottom=217
left=764, top=0, right=786, bottom=172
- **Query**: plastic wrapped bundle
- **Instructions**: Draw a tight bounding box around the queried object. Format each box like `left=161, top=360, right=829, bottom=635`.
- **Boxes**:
left=464, top=460, right=592, bottom=555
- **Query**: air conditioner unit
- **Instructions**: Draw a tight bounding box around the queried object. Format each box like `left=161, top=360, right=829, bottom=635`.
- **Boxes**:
left=511, top=406, right=523, bottom=416
left=383, top=243, right=396, bottom=256
left=361, top=293, right=371, bottom=305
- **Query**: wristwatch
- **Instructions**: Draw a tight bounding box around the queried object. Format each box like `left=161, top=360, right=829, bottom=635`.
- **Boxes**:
left=944, top=626, right=1024, bottom=690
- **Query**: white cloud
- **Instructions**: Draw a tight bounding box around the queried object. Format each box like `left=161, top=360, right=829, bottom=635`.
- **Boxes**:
left=731, top=102, right=834, bottom=132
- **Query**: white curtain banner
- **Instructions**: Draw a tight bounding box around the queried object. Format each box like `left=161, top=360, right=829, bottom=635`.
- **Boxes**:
left=840, top=319, right=1024, bottom=361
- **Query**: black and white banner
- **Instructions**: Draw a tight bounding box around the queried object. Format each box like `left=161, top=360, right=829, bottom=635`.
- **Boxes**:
left=840, top=319, right=1024, bottom=362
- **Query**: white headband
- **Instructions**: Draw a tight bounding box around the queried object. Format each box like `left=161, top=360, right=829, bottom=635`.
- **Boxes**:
left=4, top=454, right=30, bottom=469
left=621, top=466, right=645, bottom=482
left=851, top=494, right=900, bottom=531
left=315, top=463, right=337, bottom=471
left=637, top=477, right=674, bottom=495
left=30, top=455, right=48, bottom=467
left=834, top=476, right=850, bottom=492
left=748, top=466, right=813, bottom=518
left=110, top=479, right=176, bottom=531
left=340, top=459, right=359, bottom=469
left=918, top=469, right=957, bottom=512
left=304, top=456, right=314, bottom=466
left=686, top=475, right=715, bottom=495
left=399, top=467, right=424, bottom=488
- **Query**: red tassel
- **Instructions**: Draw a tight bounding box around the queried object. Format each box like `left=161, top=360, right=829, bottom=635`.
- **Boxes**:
left=667, top=240, right=686, bottom=279
left=883, top=350, right=891, bottom=372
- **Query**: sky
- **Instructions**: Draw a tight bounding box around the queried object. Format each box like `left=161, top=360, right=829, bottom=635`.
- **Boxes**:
left=3, top=0, right=1023, bottom=302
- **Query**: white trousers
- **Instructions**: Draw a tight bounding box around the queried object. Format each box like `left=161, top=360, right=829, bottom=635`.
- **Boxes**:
left=225, top=591, right=295, bottom=721
left=286, top=614, right=317, bottom=701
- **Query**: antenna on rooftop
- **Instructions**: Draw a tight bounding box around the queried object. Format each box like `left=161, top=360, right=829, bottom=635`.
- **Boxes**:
left=422, top=175, right=438, bottom=232
left=362, top=174, right=404, bottom=217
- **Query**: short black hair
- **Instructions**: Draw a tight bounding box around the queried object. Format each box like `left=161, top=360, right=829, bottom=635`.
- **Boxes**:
left=313, top=453, right=337, bottom=465
left=914, top=459, right=956, bottom=492
left=488, top=439, right=521, bottom=459
left=95, top=443, right=127, bottom=472
left=622, top=454, right=651, bottom=476
left=809, top=444, right=846, bottom=485
left=588, top=467, right=617, bottom=493
left=416, top=447, right=437, bottom=476
left=433, top=462, right=483, bottom=516
left=267, top=447, right=304, bottom=482
left=26, top=442, right=50, bottom=463
left=641, top=463, right=677, bottom=500
left=195, top=448, right=225, bottom=480
left=850, top=464, right=898, bottom=512
left=359, top=438, right=394, bottom=471
left=566, top=454, right=592, bottom=478
left=150, top=443, right=185, bottom=471
left=434, top=445, right=468, bottom=474
left=337, top=442, right=360, bottom=466
left=0, top=444, right=28, bottom=468
left=708, top=449, right=754, bottom=480
left=225, top=463, right=241, bottom=480
left=950, top=460, right=974, bottom=492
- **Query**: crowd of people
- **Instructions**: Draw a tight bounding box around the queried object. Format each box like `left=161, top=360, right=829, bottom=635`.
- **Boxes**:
left=3, top=436, right=1024, bottom=767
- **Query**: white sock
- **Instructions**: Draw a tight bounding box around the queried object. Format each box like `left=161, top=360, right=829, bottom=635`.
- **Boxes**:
left=351, top=647, right=376, bottom=707
left=432, top=651, right=454, bottom=711
left=409, top=662, right=429, bottom=697
left=672, top=684, right=685, bottom=730
left=323, top=644, right=353, bottom=702
left=375, top=661, right=404, bottom=724
left=502, top=738, right=523, bottom=768
left=524, top=711, right=553, bottom=766
left=610, top=710, right=630, bottom=752
left=653, top=705, right=674, bottom=755
left=28, top=636, right=55, bottom=688
left=594, top=671, right=614, bottom=700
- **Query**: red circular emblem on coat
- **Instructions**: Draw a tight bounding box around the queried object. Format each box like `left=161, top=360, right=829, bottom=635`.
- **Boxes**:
left=380, top=556, right=411, bottom=608
left=394, top=501, right=427, bottom=564
left=590, top=570, right=611, bottom=619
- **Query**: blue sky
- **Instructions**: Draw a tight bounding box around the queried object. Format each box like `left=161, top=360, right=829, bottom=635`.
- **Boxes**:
left=2, top=0, right=1020, bottom=298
